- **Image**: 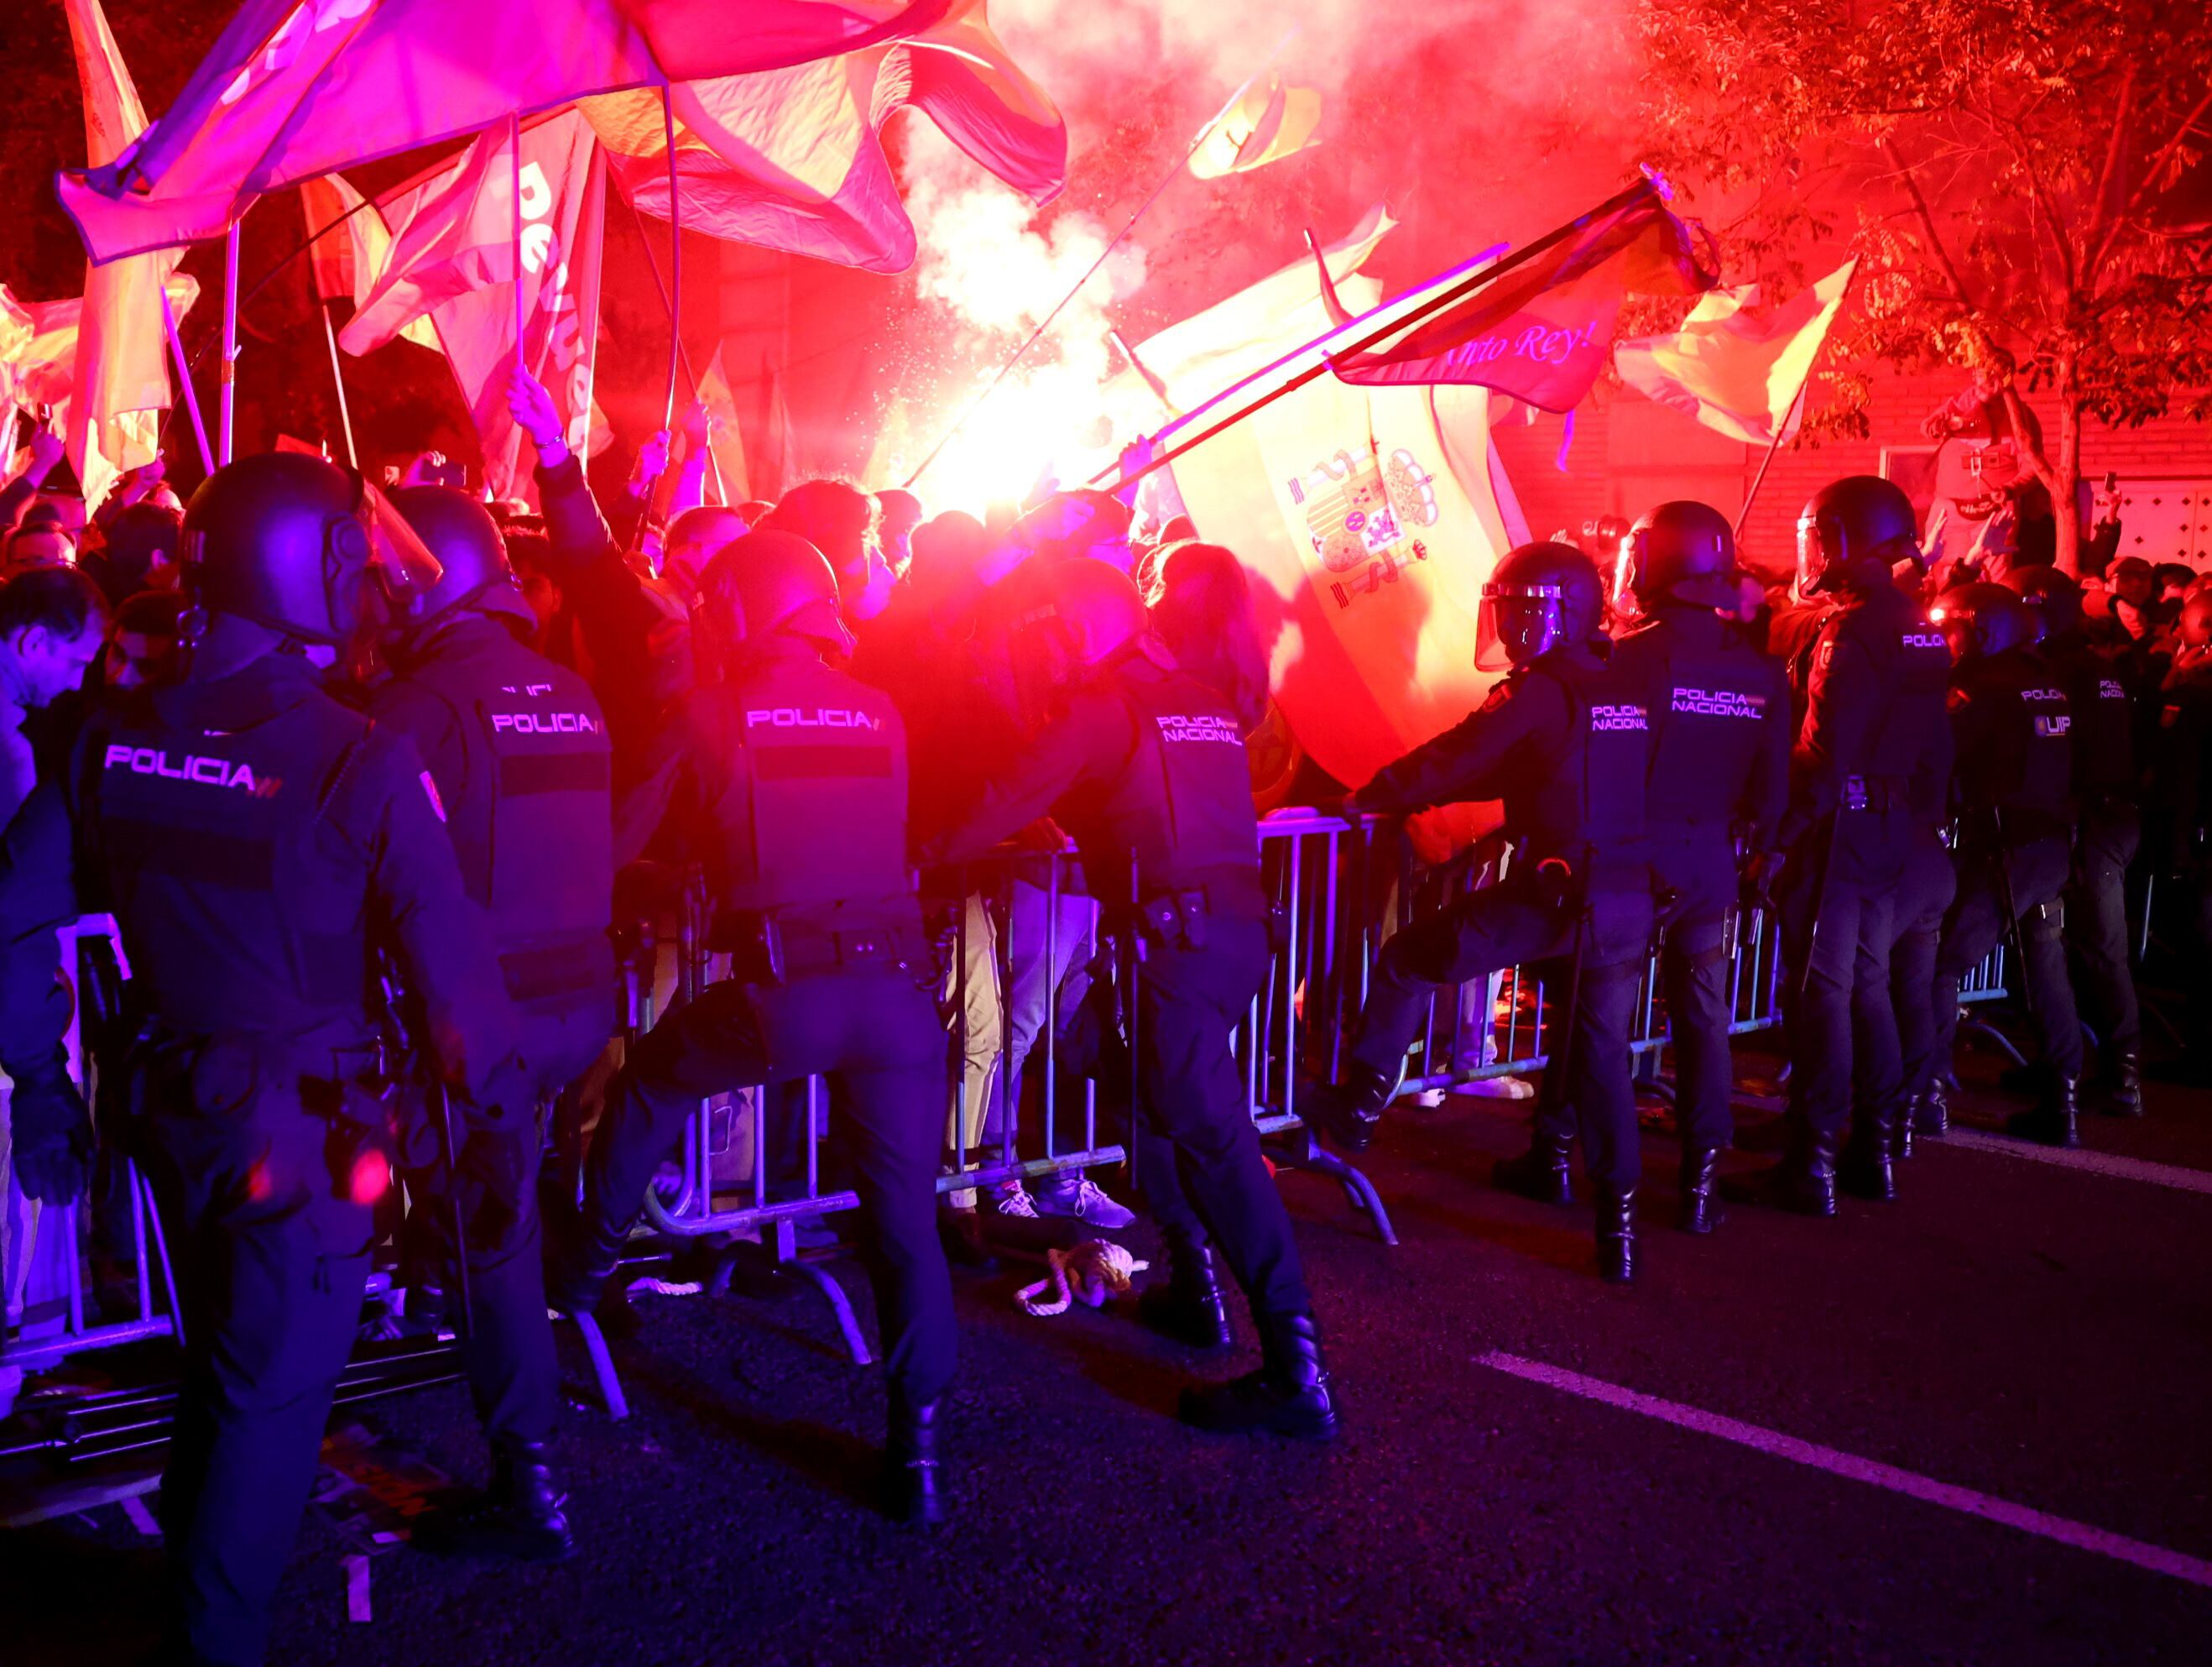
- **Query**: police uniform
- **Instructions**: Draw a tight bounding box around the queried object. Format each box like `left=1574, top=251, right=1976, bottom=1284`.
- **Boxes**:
left=2044, top=630, right=2142, bottom=1100
left=0, top=652, right=516, bottom=1667
left=1932, top=646, right=2084, bottom=1112
left=2152, top=658, right=2212, bottom=1060
left=368, top=609, right=613, bottom=1466
left=1889, top=770, right=1959, bottom=1148
left=578, top=633, right=954, bottom=1416
left=1773, top=582, right=1954, bottom=1195
left=1609, top=606, right=1790, bottom=1205
left=1353, top=643, right=1655, bottom=1205
left=931, top=645, right=1309, bottom=1326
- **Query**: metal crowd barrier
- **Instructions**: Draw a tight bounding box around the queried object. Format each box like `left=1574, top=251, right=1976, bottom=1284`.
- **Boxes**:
left=1, top=917, right=184, bottom=1391
left=8, top=835, right=2024, bottom=1433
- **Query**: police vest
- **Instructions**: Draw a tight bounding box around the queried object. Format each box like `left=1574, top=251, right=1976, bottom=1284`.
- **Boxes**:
left=1956, top=650, right=2074, bottom=836
left=85, top=682, right=379, bottom=1037
left=396, top=619, right=614, bottom=1012
left=1616, top=616, right=1779, bottom=834
left=2048, top=640, right=2135, bottom=797
left=1850, top=589, right=1956, bottom=784
left=711, top=648, right=912, bottom=924
left=1083, top=659, right=1261, bottom=904
left=1515, top=652, right=1650, bottom=874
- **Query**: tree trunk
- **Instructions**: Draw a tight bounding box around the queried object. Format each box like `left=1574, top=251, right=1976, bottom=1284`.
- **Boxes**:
left=2053, top=392, right=2082, bottom=579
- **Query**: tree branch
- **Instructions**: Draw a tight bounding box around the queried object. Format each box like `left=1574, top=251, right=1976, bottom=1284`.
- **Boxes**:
left=2095, top=81, right=2212, bottom=275
left=1879, top=137, right=1995, bottom=332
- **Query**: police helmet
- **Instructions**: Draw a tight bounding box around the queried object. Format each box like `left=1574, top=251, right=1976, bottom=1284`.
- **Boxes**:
left=1621, top=500, right=1741, bottom=611
left=386, top=486, right=535, bottom=635
left=1929, top=582, right=2037, bottom=663
left=697, top=529, right=849, bottom=653
left=182, top=453, right=441, bottom=646
left=1477, top=541, right=1604, bottom=672
left=1035, top=558, right=1150, bottom=667
left=1796, top=475, right=1919, bottom=597
left=2002, top=565, right=2083, bottom=641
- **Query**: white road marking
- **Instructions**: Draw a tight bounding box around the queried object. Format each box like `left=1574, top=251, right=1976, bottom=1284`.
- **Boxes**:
left=344, top=1554, right=372, bottom=1623
left=1937, top=1129, right=2212, bottom=1195
left=1475, top=1351, right=2212, bottom=1590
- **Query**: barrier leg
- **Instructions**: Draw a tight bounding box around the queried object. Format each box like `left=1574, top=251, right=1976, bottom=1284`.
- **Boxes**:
left=570, top=1312, right=630, bottom=1422
left=1273, top=1130, right=1399, bottom=1247
left=783, top=1260, right=874, bottom=1368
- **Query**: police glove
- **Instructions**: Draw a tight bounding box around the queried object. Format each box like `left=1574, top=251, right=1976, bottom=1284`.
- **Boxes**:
left=1739, top=850, right=1784, bottom=912
left=6, top=1046, right=94, bottom=1205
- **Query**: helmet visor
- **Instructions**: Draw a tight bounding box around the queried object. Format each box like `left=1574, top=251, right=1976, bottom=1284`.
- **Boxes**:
left=1794, top=513, right=1826, bottom=597
left=355, top=477, right=446, bottom=611
left=1476, top=581, right=1567, bottom=672
left=1609, top=536, right=1642, bottom=625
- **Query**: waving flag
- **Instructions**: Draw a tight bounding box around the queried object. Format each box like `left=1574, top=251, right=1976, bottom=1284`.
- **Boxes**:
left=1188, top=77, right=1322, bottom=180
left=1330, top=177, right=1714, bottom=412
left=1103, top=206, right=1396, bottom=421
left=63, top=0, right=190, bottom=506
left=335, top=113, right=606, bottom=502
left=300, top=173, right=439, bottom=350
left=58, top=0, right=960, bottom=265
left=1615, top=259, right=1857, bottom=445
left=585, top=0, right=1063, bottom=273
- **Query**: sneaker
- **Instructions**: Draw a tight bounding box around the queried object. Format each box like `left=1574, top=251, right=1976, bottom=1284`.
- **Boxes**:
left=1453, top=1074, right=1536, bottom=1100
left=1035, top=1176, right=1137, bottom=1230
left=990, top=1180, right=1039, bottom=1220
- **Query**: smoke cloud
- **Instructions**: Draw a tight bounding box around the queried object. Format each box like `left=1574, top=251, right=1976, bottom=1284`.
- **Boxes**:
left=879, top=0, right=1640, bottom=510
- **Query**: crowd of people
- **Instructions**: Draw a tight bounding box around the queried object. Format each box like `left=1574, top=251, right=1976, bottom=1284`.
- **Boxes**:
left=1, top=368, right=2209, bottom=1667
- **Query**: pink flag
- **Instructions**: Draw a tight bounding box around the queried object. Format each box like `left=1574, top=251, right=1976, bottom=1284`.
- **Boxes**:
left=1330, top=179, right=1714, bottom=412
left=587, top=0, right=1062, bottom=273
left=59, top=0, right=958, bottom=265
left=63, top=0, right=190, bottom=506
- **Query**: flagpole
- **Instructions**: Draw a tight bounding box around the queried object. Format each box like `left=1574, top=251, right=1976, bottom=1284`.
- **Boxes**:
left=1089, top=175, right=1663, bottom=496
left=510, top=112, right=527, bottom=369
left=902, top=28, right=1302, bottom=492
left=618, top=190, right=724, bottom=503
left=1734, top=381, right=1807, bottom=542
left=160, top=284, right=214, bottom=477
left=218, top=219, right=239, bottom=465
left=321, top=304, right=358, bottom=468
left=659, top=84, right=683, bottom=436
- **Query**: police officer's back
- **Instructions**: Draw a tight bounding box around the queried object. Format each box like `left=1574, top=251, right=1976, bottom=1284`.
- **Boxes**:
left=1609, top=502, right=1789, bottom=1232
left=1927, top=582, right=2084, bottom=1143
left=2006, top=564, right=2144, bottom=1113
left=557, top=530, right=956, bottom=1522
left=1735, top=475, right=1952, bottom=1218
left=0, top=452, right=518, bottom=1667
left=366, top=486, right=615, bottom=1563
left=930, top=557, right=1338, bottom=1440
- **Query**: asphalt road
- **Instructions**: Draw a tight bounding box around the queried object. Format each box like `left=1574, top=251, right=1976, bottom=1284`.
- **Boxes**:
left=7, top=1037, right=2210, bottom=1666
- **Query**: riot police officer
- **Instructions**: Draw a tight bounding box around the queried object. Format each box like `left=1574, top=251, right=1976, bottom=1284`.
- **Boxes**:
left=0, top=452, right=521, bottom=1667
left=550, top=530, right=957, bottom=1521
left=2150, top=590, right=2212, bottom=1078
left=1928, top=582, right=2084, bottom=1144
left=1609, top=504, right=1790, bottom=1232
left=1314, top=542, right=1655, bottom=1283
left=928, top=558, right=1338, bottom=1434
left=2006, top=565, right=2143, bottom=1115
left=366, top=486, right=615, bottom=1560
left=1734, top=477, right=1953, bottom=1215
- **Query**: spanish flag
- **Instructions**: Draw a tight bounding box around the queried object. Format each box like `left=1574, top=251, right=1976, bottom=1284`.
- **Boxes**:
left=1189, top=78, right=1323, bottom=180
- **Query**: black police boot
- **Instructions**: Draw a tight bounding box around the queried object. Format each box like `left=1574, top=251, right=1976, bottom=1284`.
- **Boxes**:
left=1138, top=1239, right=1233, bottom=1351
left=1594, top=1187, right=1636, bottom=1284
left=1301, top=1064, right=1394, bottom=1154
left=1912, top=1080, right=1950, bottom=1139
left=415, top=1440, right=574, bottom=1563
left=1677, top=1147, right=1724, bottom=1235
left=937, top=1205, right=999, bottom=1272
left=1895, top=1096, right=1918, bottom=1163
left=1177, top=1312, right=1339, bottom=1442
left=1722, top=1129, right=1839, bottom=1218
left=1494, top=1126, right=1576, bottom=1206
left=2007, top=1076, right=2082, bottom=1148
left=1838, top=1105, right=1897, bottom=1203
left=2100, top=1050, right=2144, bottom=1119
left=883, top=1394, right=947, bottom=1527
left=544, top=1209, right=628, bottom=1320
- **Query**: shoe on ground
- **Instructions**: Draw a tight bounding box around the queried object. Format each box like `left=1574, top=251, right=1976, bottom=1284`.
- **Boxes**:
left=989, top=1180, right=1039, bottom=1220
left=415, top=1445, right=574, bottom=1563
left=1033, top=1175, right=1136, bottom=1230
left=1451, top=1075, right=1536, bottom=1100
